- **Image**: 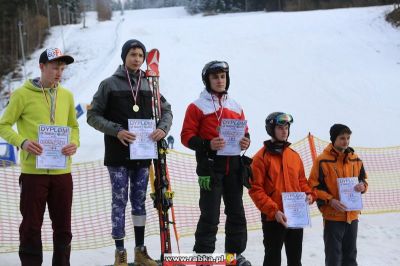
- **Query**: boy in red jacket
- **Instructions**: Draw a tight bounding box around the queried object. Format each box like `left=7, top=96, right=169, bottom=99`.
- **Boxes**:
left=181, top=61, right=251, bottom=266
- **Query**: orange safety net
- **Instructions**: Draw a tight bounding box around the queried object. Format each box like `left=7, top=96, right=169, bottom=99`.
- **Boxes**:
left=0, top=134, right=399, bottom=252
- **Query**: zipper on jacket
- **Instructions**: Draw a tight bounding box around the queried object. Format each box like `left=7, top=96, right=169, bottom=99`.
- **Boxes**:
left=333, top=166, right=340, bottom=178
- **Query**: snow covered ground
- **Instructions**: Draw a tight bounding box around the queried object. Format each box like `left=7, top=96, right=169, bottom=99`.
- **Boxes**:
left=1, top=213, right=400, bottom=265
left=1, top=5, right=400, bottom=266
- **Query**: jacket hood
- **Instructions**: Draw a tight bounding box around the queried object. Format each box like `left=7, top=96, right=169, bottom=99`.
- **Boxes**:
left=24, top=78, right=61, bottom=92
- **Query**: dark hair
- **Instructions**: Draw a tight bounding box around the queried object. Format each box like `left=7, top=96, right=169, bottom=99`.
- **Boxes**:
left=340, top=127, right=352, bottom=135
left=330, top=124, right=352, bottom=143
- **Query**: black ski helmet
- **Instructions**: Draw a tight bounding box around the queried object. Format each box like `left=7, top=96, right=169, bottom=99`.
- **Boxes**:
left=201, top=61, right=230, bottom=92
left=265, top=112, right=294, bottom=140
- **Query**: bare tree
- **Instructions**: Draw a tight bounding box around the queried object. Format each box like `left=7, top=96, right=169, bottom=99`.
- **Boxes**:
left=0, top=0, right=82, bottom=93
left=96, top=0, right=112, bottom=21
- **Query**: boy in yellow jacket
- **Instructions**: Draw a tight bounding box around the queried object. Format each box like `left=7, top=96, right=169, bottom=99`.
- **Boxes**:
left=308, top=124, right=367, bottom=266
left=0, top=48, right=79, bottom=266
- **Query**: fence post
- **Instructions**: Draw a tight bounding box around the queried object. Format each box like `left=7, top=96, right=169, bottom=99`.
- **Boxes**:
left=307, top=132, right=317, bottom=162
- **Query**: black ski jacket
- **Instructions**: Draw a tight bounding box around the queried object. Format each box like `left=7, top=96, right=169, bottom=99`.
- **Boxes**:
left=87, top=65, right=173, bottom=168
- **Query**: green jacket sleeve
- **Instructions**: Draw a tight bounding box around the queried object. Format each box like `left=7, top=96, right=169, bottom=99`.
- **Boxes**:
left=67, top=91, right=80, bottom=147
left=0, top=91, right=26, bottom=147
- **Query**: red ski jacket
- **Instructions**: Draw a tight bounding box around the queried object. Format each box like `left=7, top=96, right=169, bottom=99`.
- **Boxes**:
left=181, top=90, right=249, bottom=176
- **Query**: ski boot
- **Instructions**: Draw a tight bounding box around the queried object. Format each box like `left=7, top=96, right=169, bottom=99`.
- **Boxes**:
left=236, top=254, right=251, bottom=266
left=134, top=246, right=158, bottom=266
left=114, top=248, right=128, bottom=266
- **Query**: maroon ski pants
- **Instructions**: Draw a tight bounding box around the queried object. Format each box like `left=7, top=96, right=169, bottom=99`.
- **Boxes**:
left=18, top=173, right=73, bottom=266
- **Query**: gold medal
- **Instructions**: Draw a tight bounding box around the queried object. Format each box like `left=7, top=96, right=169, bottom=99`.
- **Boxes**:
left=216, top=126, right=220, bottom=132
left=125, top=68, right=142, bottom=114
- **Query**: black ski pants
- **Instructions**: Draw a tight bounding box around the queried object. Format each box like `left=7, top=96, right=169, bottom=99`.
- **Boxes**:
left=324, top=220, right=358, bottom=266
left=261, top=219, right=303, bottom=266
left=193, top=168, right=247, bottom=254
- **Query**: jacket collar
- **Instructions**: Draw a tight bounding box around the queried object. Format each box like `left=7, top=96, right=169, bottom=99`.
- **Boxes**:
left=199, top=89, right=229, bottom=101
left=113, top=65, right=145, bottom=79
left=26, top=78, right=60, bottom=92
left=264, top=139, right=291, bottom=155
left=325, top=143, right=354, bottom=160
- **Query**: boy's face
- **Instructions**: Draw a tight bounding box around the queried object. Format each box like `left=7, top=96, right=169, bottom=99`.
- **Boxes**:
left=125, top=47, right=144, bottom=72
left=334, top=133, right=351, bottom=151
left=208, top=71, right=226, bottom=93
left=274, top=124, right=289, bottom=142
left=40, top=60, right=66, bottom=86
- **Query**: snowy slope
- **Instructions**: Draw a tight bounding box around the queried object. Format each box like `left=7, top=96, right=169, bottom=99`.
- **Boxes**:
left=1, top=5, right=400, bottom=266
left=4, top=5, right=399, bottom=162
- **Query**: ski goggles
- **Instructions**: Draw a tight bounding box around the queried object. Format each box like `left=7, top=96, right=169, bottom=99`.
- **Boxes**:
left=275, top=113, right=294, bottom=125
left=208, top=61, right=229, bottom=72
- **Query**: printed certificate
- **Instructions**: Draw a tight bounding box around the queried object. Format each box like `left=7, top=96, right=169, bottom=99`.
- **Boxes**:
left=36, top=125, right=70, bottom=169
left=217, top=119, right=247, bottom=156
left=337, top=177, right=363, bottom=211
left=128, top=119, right=158, bottom=160
left=282, top=192, right=311, bottom=228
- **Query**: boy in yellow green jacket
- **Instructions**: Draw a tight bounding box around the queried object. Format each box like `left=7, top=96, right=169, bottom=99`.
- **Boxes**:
left=0, top=48, right=79, bottom=266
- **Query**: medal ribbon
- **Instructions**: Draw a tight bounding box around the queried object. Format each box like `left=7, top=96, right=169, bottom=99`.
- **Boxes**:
left=39, top=80, right=58, bottom=125
left=211, top=93, right=226, bottom=130
left=125, top=67, right=142, bottom=108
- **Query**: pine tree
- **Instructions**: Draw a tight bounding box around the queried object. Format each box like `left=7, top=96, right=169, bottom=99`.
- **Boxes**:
left=186, top=0, right=202, bottom=14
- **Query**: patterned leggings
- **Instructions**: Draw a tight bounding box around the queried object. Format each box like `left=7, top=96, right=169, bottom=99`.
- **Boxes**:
left=107, top=166, right=149, bottom=239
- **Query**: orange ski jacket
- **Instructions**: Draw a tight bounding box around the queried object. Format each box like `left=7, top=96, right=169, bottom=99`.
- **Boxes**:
left=308, top=143, right=368, bottom=223
left=249, top=141, right=313, bottom=221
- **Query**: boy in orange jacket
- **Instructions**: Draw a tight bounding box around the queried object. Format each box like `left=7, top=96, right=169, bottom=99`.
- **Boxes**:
left=249, top=112, right=313, bottom=266
left=308, top=124, right=367, bottom=266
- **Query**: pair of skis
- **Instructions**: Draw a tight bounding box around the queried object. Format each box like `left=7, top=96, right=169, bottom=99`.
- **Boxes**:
left=146, top=49, right=180, bottom=263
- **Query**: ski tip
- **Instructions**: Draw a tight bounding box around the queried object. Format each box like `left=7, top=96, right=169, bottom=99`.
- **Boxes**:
left=146, top=48, right=160, bottom=77
left=146, top=49, right=160, bottom=63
